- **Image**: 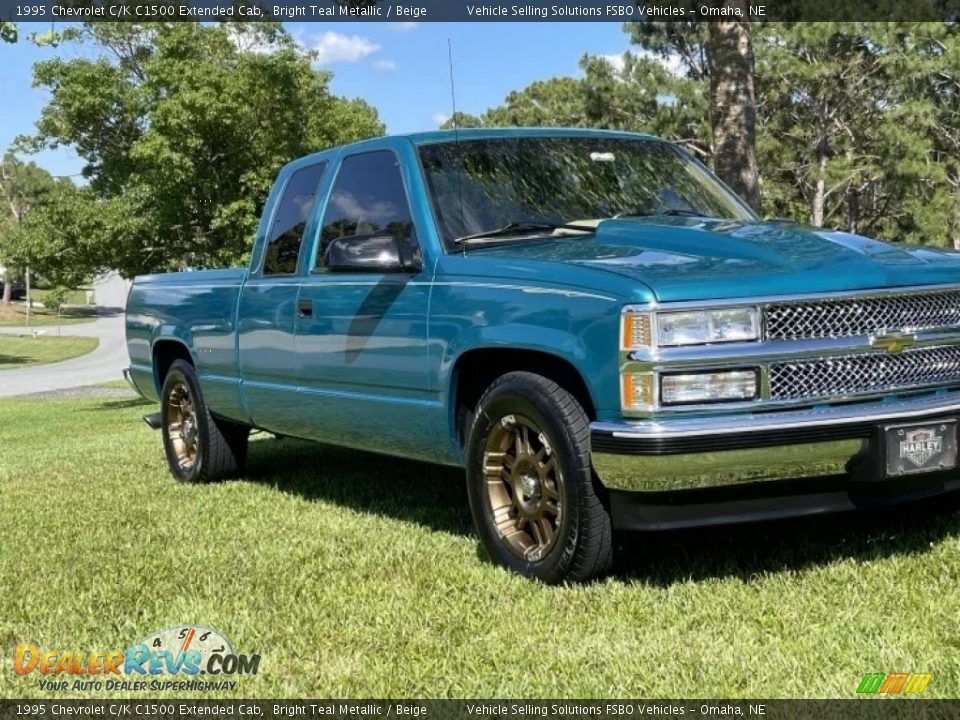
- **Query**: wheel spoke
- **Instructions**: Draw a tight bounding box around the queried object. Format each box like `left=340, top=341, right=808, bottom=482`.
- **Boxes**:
left=537, top=517, right=555, bottom=545
left=529, top=519, right=544, bottom=546
left=483, top=413, right=564, bottom=562
left=165, top=381, right=199, bottom=471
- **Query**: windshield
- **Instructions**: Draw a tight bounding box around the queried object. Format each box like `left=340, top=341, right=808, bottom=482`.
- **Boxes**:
left=417, top=135, right=756, bottom=248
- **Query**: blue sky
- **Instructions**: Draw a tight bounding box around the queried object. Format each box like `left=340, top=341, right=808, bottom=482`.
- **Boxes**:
left=0, top=22, right=632, bottom=179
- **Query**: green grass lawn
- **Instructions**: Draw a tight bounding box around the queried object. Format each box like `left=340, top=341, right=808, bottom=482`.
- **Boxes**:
left=0, top=303, right=97, bottom=327
left=1, top=392, right=959, bottom=699
left=0, top=336, right=99, bottom=368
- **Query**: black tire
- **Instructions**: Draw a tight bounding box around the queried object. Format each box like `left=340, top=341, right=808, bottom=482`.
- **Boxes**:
left=160, top=359, right=249, bottom=483
left=466, top=371, right=613, bottom=583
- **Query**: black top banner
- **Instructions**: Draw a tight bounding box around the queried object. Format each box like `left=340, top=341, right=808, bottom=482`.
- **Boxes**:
left=2, top=0, right=960, bottom=23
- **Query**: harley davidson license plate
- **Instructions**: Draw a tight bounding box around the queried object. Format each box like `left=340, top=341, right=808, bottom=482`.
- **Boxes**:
left=884, top=420, right=958, bottom=477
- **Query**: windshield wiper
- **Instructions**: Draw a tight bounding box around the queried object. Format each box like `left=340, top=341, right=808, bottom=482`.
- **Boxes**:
left=615, top=208, right=717, bottom=219
left=453, top=221, right=596, bottom=245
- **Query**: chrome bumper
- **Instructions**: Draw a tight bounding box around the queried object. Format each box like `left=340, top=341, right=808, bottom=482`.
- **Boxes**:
left=591, top=392, right=960, bottom=492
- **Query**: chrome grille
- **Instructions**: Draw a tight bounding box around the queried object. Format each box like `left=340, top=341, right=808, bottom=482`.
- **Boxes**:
left=765, top=290, right=960, bottom=340
left=769, top=346, right=960, bottom=401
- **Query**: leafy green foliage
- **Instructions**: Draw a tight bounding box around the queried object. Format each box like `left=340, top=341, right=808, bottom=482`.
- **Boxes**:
left=17, top=23, right=384, bottom=278
left=0, top=154, right=60, bottom=297
left=465, top=22, right=960, bottom=248
left=0, top=22, right=15, bottom=44
left=755, top=23, right=951, bottom=244
left=37, top=285, right=70, bottom=313
left=445, top=53, right=706, bottom=149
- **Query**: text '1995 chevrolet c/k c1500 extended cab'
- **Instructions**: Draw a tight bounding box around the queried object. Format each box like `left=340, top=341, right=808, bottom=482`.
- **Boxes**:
left=126, top=128, right=960, bottom=582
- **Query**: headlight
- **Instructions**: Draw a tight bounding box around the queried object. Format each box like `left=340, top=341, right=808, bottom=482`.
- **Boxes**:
left=657, top=307, right=759, bottom=346
left=660, top=370, right=758, bottom=405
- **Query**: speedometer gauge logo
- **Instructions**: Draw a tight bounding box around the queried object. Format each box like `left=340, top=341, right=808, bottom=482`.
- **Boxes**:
left=128, top=625, right=258, bottom=676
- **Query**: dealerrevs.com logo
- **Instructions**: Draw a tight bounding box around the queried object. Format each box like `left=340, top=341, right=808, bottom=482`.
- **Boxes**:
left=14, top=625, right=261, bottom=693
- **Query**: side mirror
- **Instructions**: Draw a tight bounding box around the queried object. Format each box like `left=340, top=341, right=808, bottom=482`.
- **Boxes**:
left=325, top=235, right=421, bottom=273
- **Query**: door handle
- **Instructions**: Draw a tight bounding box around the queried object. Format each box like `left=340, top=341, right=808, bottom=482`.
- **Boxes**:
left=297, top=298, right=313, bottom=318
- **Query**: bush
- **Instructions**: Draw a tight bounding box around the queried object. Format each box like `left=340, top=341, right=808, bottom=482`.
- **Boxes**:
left=43, top=286, right=71, bottom=313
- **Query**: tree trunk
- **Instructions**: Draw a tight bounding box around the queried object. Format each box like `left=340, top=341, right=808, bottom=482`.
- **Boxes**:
left=707, top=5, right=761, bottom=213
left=811, top=136, right=828, bottom=228
left=2, top=280, right=10, bottom=305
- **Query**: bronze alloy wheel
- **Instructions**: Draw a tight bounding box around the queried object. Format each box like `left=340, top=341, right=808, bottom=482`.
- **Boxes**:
left=483, top=413, right=563, bottom=561
left=167, top=381, right=199, bottom=471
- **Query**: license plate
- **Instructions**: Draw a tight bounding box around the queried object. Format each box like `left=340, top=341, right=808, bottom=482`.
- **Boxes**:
left=884, top=421, right=958, bottom=477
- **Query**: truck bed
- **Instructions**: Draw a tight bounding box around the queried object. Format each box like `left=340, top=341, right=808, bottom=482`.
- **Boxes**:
left=126, top=268, right=247, bottom=410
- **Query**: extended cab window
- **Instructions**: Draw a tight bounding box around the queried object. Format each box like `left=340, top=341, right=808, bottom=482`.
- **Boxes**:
left=317, top=151, right=415, bottom=268
left=263, top=162, right=327, bottom=275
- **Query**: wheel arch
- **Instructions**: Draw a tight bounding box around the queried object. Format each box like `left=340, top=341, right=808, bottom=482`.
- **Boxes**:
left=151, top=338, right=195, bottom=396
left=448, top=345, right=597, bottom=453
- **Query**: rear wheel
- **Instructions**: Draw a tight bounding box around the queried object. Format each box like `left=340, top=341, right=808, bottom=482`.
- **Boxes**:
left=466, top=371, right=612, bottom=583
left=161, top=359, right=249, bottom=483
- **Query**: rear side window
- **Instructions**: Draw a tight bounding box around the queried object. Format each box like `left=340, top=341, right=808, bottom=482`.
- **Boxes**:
left=317, top=150, right=415, bottom=268
left=263, top=162, right=327, bottom=275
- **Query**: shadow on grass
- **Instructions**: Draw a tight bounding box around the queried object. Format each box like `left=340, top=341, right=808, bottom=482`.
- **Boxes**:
left=97, top=397, right=154, bottom=409
left=244, top=436, right=473, bottom=538
left=0, top=353, right=29, bottom=366
left=242, top=436, right=960, bottom=584
left=614, top=498, right=960, bottom=586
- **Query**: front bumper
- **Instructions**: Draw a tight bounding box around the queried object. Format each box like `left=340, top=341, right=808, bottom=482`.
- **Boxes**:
left=591, top=391, right=960, bottom=530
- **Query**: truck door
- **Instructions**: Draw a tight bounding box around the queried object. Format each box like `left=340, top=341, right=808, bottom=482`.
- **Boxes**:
left=291, top=149, right=438, bottom=460
left=237, top=160, right=327, bottom=434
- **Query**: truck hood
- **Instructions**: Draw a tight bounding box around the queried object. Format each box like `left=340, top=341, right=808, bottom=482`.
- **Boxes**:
left=475, top=217, right=960, bottom=302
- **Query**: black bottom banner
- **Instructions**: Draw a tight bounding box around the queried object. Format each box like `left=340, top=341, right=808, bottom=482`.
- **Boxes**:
left=0, top=700, right=956, bottom=720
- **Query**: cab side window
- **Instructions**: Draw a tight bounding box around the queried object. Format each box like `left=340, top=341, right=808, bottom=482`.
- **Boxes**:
left=317, top=151, right=416, bottom=268
left=263, top=162, right=327, bottom=275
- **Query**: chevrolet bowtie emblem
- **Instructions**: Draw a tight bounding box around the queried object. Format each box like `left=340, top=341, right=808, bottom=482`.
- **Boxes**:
left=871, top=331, right=917, bottom=354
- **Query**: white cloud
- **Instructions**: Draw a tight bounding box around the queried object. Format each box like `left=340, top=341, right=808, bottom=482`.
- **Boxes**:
left=372, top=59, right=398, bottom=72
left=313, top=31, right=381, bottom=65
left=432, top=112, right=450, bottom=127
left=600, top=53, right=627, bottom=73
left=227, top=27, right=283, bottom=56
left=598, top=50, right=686, bottom=78
left=392, top=22, right=418, bottom=32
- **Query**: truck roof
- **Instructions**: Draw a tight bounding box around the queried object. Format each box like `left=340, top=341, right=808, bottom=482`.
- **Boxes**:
left=283, top=127, right=665, bottom=174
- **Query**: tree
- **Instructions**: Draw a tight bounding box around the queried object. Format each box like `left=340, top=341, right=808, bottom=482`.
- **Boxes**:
left=706, top=9, right=760, bottom=211
left=439, top=111, right=485, bottom=129
left=0, top=23, right=15, bottom=43
left=5, top=183, right=132, bottom=288
left=910, top=23, right=960, bottom=248
left=0, top=154, right=57, bottom=303
left=461, top=22, right=960, bottom=249
left=627, top=17, right=760, bottom=210
left=442, top=52, right=706, bottom=148
left=18, top=22, right=384, bottom=278
left=756, top=23, right=951, bottom=245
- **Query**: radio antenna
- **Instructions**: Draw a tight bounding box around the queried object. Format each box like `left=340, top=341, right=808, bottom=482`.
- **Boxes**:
left=447, top=38, right=458, bottom=134
left=447, top=37, right=466, bottom=250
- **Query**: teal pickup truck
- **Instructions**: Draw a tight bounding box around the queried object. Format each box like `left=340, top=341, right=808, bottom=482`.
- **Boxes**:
left=126, top=128, right=960, bottom=582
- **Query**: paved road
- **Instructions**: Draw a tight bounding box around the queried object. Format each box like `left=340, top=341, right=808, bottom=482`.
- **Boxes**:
left=0, top=272, right=131, bottom=398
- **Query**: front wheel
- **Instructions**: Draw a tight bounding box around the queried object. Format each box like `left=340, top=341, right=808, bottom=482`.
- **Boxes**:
left=161, top=359, right=249, bottom=483
left=466, top=371, right=613, bottom=583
